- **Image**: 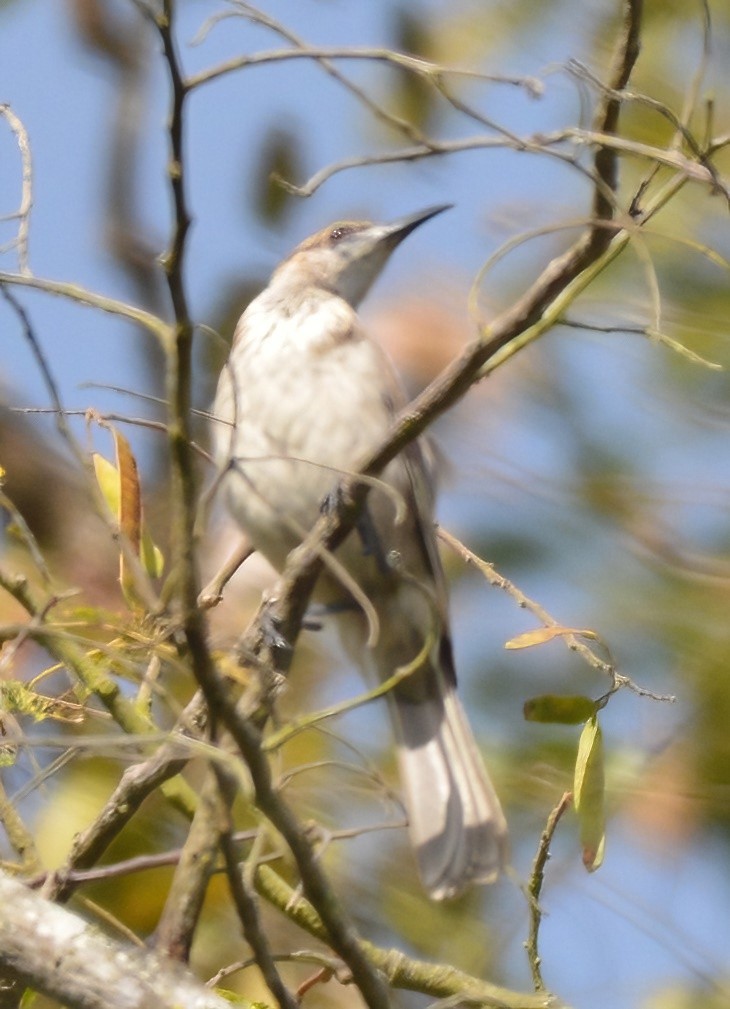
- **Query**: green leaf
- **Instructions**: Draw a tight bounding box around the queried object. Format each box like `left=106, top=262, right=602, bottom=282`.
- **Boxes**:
left=140, top=528, right=164, bottom=579
left=524, top=694, right=597, bottom=724
left=574, top=714, right=606, bottom=871
left=253, top=126, right=302, bottom=224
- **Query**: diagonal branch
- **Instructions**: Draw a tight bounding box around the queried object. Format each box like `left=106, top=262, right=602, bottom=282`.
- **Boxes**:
left=153, top=768, right=222, bottom=963
left=215, top=770, right=299, bottom=1009
left=0, top=871, right=235, bottom=1009
left=0, top=270, right=169, bottom=342
left=44, top=721, right=201, bottom=904
left=254, top=864, right=569, bottom=1009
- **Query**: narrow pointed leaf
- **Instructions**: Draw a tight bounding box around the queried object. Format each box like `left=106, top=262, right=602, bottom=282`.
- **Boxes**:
left=93, top=453, right=121, bottom=516
left=505, top=626, right=597, bottom=649
left=140, top=528, right=164, bottom=579
left=574, top=715, right=606, bottom=871
left=113, top=429, right=141, bottom=558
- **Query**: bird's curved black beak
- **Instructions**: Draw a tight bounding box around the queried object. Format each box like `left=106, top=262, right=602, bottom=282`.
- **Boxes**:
left=384, top=204, right=453, bottom=245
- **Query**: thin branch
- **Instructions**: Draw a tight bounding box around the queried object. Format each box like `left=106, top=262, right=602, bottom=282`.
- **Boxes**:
left=276, top=120, right=723, bottom=200
left=188, top=41, right=542, bottom=96
left=467, top=216, right=620, bottom=327
left=198, top=537, right=254, bottom=609
left=27, top=832, right=253, bottom=889
left=0, top=270, right=169, bottom=343
left=199, top=2, right=429, bottom=146
left=0, top=488, right=52, bottom=584
left=589, top=0, right=642, bottom=223
left=0, top=287, right=70, bottom=444
left=1, top=292, right=166, bottom=613
left=216, top=779, right=298, bottom=1009
left=436, top=527, right=615, bottom=678
left=263, top=632, right=437, bottom=753
left=0, top=570, right=158, bottom=734
left=254, top=865, right=566, bottom=1009
left=44, top=690, right=207, bottom=903
left=154, top=769, right=222, bottom=963
left=0, top=777, right=42, bottom=875
left=525, top=793, right=573, bottom=993
left=0, top=105, right=33, bottom=275
left=182, top=647, right=394, bottom=1009
left=568, top=128, right=729, bottom=203
left=154, top=0, right=198, bottom=614
left=276, top=134, right=523, bottom=197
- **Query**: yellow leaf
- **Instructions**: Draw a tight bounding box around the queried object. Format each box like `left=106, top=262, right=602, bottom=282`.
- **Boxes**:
left=505, top=626, right=597, bottom=649
left=649, top=328, right=723, bottom=370
left=93, top=452, right=121, bottom=517
left=574, top=715, right=606, bottom=872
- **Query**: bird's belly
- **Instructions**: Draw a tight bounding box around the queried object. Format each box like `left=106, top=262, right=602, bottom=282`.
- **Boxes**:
left=214, top=346, right=396, bottom=589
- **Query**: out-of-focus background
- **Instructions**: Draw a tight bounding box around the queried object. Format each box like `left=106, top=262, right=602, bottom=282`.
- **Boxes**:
left=1, top=2, right=729, bottom=1008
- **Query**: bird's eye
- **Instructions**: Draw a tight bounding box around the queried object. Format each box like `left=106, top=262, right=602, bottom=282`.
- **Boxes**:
left=329, top=224, right=357, bottom=244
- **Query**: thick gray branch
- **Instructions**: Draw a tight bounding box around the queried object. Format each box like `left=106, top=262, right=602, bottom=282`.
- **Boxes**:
left=0, top=872, right=237, bottom=1009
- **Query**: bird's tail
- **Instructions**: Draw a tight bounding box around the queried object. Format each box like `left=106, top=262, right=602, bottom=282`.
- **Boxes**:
left=388, top=664, right=508, bottom=900
left=337, top=583, right=507, bottom=899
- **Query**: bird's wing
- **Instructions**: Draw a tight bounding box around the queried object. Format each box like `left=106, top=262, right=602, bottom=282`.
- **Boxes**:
left=366, top=341, right=454, bottom=646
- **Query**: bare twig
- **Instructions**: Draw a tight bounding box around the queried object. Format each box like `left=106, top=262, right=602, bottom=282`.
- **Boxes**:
left=1, top=292, right=165, bottom=614
left=254, top=864, right=566, bottom=1009
left=189, top=40, right=541, bottom=95
left=275, top=122, right=724, bottom=200
left=0, top=105, right=33, bottom=275
left=0, top=777, right=42, bottom=874
left=182, top=650, right=394, bottom=1009
left=436, top=527, right=614, bottom=677
left=154, top=769, right=222, bottom=962
left=198, top=537, right=254, bottom=609
left=0, top=487, right=52, bottom=585
left=0, top=288, right=71, bottom=446
left=0, top=270, right=169, bottom=342
left=28, top=829, right=260, bottom=889
left=216, top=779, right=298, bottom=1009
left=196, top=2, right=430, bottom=145
left=525, top=793, right=573, bottom=992
left=43, top=690, right=207, bottom=902
left=0, top=570, right=160, bottom=736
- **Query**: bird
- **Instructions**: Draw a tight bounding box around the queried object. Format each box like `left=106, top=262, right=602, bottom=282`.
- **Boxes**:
left=211, top=205, right=507, bottom=899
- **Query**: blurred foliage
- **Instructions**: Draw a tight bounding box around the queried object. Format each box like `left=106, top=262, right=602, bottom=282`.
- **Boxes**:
left=251, top=125, right=304, bottom=225
left=644, top=983, right=730, bottom=1009
left=386, top=7, right=439, bottom=131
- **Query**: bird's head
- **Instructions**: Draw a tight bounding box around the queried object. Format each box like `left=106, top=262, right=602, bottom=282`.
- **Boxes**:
left=272, top=204, right=452, bottom=307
